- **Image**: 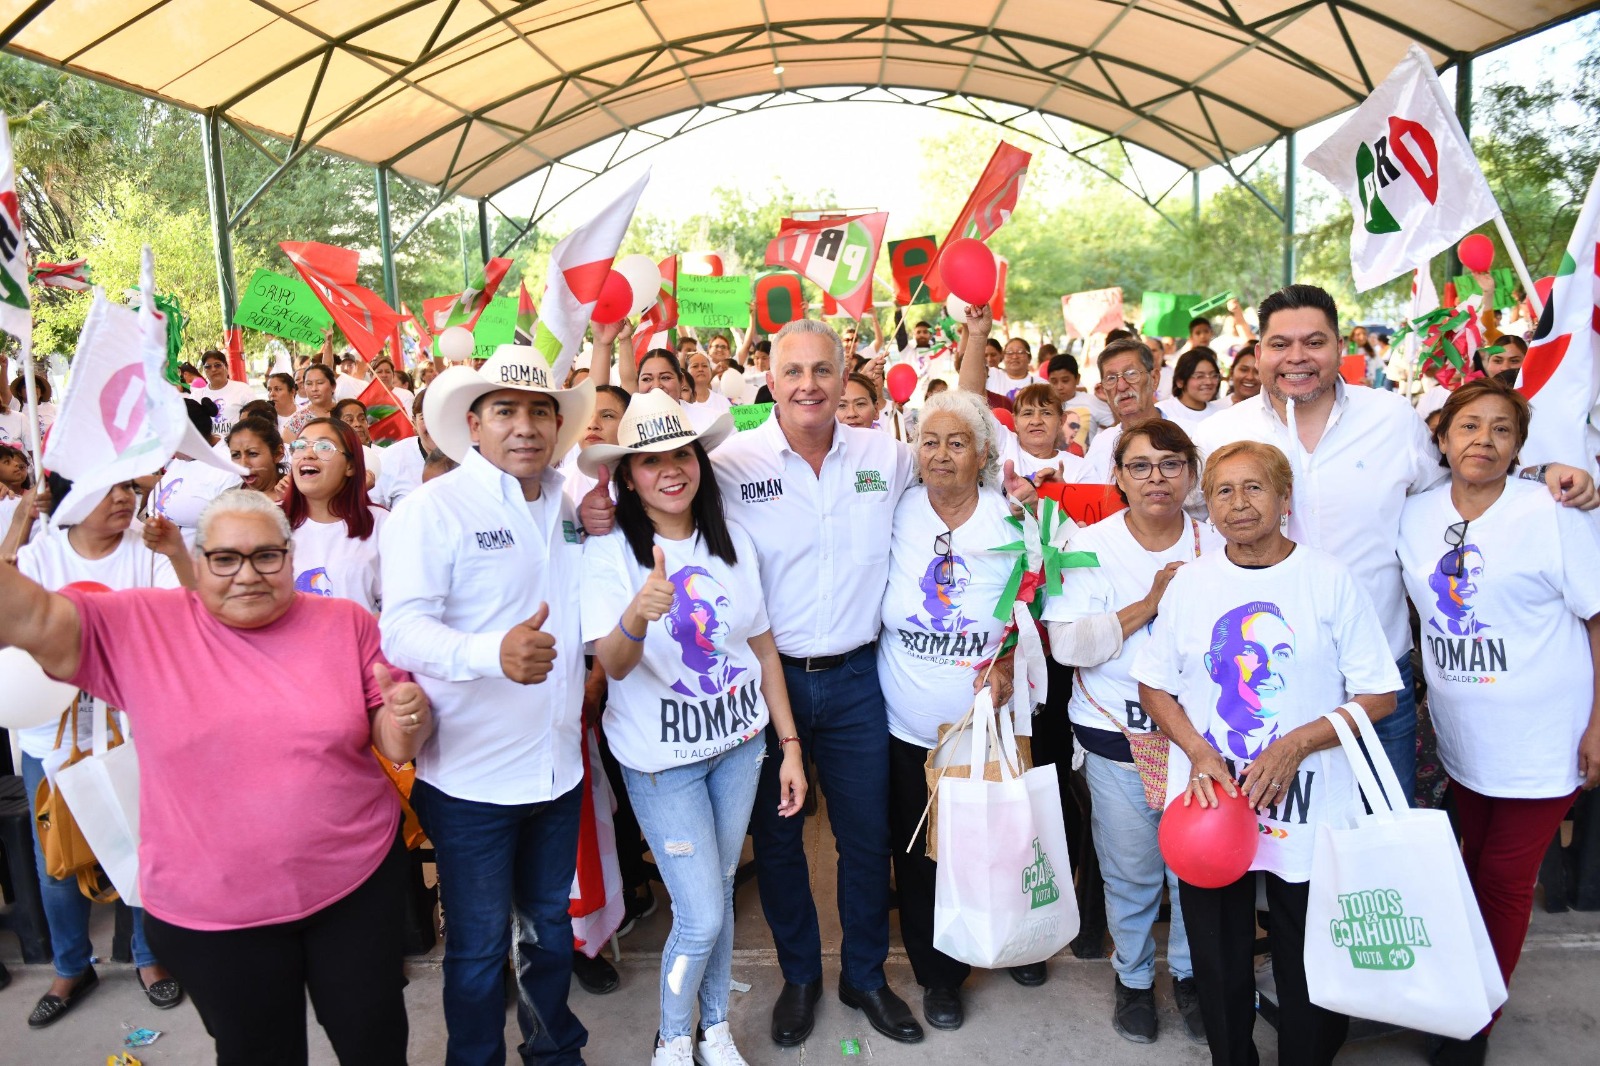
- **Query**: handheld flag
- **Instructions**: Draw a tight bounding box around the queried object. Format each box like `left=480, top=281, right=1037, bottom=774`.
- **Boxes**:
left=1304, top=45, right=1499, bottom=292
left=532, top=170, right=651, bottom=385
left=1517, top=165, right=1600, bottom=472
left=514, top=280, right=538, bottom=346
left=925, top=142, right=1031, bottom=301
left=764, top=212, right=887, bottom=321
left=280, top=241, right=403, bottom=360
left=356, top=377, right=416, bottom=446
left=0, top=113, right=46, bottom=469
left=888, top=235, right=938, bottom=306
left=1060, top=287, right=1124, bottom=339
left=30, top=259, right=91, bottom=291
left=432, top=257, right=513, bottom=333
left=630, top=256, right=677, bottom=367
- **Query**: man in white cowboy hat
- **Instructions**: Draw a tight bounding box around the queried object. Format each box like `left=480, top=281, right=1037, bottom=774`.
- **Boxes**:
left=380, top=344, right=595, bottom=1066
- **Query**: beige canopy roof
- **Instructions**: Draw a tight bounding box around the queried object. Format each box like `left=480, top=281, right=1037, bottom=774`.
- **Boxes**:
left=0, top=1, right=1588, bottom=200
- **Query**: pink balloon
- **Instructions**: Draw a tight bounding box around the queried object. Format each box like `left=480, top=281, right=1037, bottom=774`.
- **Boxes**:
left=1159, top=787, right=1260, bottom=888
left=591, top=271, right=633, bottom=325
left=1458, top=233, right=1494, bottom=274
left=886, top=364, right=919, bottom=405
left=941, top=238, right=998, bottom=305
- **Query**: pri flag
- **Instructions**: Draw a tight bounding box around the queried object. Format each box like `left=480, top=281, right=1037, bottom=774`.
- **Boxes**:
left=31, top=259, right=91, bottom=291
left=765, top=212, right=888, bottom=321
left=1060, top=287, right=1125, bottom=339
left=888, top=235, right=938, bottom=305
left=514, top=280, right=538, bottom=346
left=0, top=117, right=27, bottom=340
left=432, top=257, right=513, bottom=332
left=532, top=170, right=651, bottom=385
left=629, top=256, right=678, bottom=367
left=1517, top=165, right=1600, bottom=472
left=356, top=377, right=416, bottom=446
left=925, top=142, right=1032, bottom=301
left=44, top=247, right=244, bottom=526
left=280, top=241, right=403, bottom=360
left=1304, top=45, right=1500, bottom=292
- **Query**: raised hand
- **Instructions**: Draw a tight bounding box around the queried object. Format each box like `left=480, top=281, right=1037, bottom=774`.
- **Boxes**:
left=500, top=602, right=559, bottom=684
left=1002, top=459, right=1037, bottom=512
left=632, top=546, right=676, bottom=622
left=592, top=317, right=629, bottom=346
left=580, top=465, right=616, bottom=535
left=141, top=514, right=186, bottom=559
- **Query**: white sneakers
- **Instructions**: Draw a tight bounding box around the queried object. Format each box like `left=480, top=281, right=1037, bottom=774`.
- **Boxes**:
left=694, top=1022, right=750, bottom=1066
left=652, top=1035, right=693, bottom=1066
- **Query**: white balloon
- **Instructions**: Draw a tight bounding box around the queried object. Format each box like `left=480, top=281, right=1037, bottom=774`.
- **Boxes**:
left=717, top=368, right=747, bottom=404
left=615, top=254, right=664, bottom=316
left=946, top=291, right=981, bottom=323
left=437, top=326, right=476, bottom=362
left=0, top=646, right=77, bottom=729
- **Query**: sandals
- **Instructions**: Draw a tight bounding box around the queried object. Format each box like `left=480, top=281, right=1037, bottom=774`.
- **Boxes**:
left=138, top=969, right=185, bottom=1010
left=28, top=966, right=99, bottom=1029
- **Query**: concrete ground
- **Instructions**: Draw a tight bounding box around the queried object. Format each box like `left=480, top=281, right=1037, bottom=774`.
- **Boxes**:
left=3, top=801, right=1597, bottom=1065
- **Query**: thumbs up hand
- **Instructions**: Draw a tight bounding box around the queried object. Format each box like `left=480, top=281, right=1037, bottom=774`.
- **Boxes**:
left=579, top=466, right=615, bottom=536
left=632, top=546, right=676, bottom=623
left=374, top=661, right=430, bottom=735
left=500, top=602, right=560, bottom=684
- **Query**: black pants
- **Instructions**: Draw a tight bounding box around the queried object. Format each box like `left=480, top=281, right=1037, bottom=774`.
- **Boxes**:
left=144, top=834, right=410, bottom=1066
left=887, top=734, right=971, bottom=990
left=1178, top=873, right=1348, bottom=1066
left=1034, top=657, right=1107, bottom=946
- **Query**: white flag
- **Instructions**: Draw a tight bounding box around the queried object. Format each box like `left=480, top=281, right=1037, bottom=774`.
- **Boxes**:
left=531, top=170, right=650, bottom=385
left=0, top=115, right=29, bottom=342
left=43, top=247, right=243, bottom=526
left=1518, top=166, right=1600, bottom=474
left=1305, top=45, right=1499, bottom=292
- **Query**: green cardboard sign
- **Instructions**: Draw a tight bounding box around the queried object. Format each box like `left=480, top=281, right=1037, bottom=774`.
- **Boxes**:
left=233, top=269, right=333, bottom=346
left=469, top=296, right=518, bottom=360
left=678, top=274, right=753, bottom=328
left=730, top=402, right=774, bottom=431
left=1140, top=292, right=1202, bottom=338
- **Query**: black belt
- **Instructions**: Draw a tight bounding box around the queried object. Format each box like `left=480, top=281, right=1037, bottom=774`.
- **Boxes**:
left=779, top=642, right=876, bottom=673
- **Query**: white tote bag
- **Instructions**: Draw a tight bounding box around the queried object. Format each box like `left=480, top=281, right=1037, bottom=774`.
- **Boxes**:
left=1305, top=710, right=1505, bottom=1039
left=933, top=692, right=1077, bottom=968
left=55, top=702, right=142, bottom=907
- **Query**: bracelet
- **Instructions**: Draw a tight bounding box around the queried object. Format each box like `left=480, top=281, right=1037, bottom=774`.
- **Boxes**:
left=779, top=736, right=800, bottom=749
left=617, top=618, right=646, bottom=643
left=1519, top=463, right=1552, bottom=482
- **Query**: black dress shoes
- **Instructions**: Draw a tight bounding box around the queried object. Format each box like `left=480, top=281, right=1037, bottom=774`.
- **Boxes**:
left=839, top=981, right=925, bottom=1044
left=1009, top=961, right=1047, bottom=986
left=771, top=979, right=822, bottom=1046
left=922, top=986, right=964, bottom=1031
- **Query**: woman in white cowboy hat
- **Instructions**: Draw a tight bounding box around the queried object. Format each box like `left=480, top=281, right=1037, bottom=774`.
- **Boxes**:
left=578, top=389, right=808, bottom=1066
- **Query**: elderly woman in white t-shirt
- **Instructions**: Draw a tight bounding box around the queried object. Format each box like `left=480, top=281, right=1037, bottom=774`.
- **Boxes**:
left=1397, top=377, right=1600, bottom=1064
left=1131, top=440, right=1401, bottom=1066
left=1043, top=417, right=1219, bottom=1046
left=579, top=390, right=805, bottom=1066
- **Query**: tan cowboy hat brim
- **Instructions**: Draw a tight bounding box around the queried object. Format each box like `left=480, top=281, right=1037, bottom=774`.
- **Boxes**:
left=424, top=364, right=595, bottom=466
left=576, top=409, right=734, bottom=477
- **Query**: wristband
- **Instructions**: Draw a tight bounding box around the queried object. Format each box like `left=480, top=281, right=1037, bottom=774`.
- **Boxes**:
left=1519, top=463, right=1552, bottom=482
left=617, top=619, right=646, bottom=643
left=779, top=736, right=800, bottom=749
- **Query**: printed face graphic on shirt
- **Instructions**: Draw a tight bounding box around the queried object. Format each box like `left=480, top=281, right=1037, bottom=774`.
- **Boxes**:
left=1204, top=601, right=1295, bottom=760
left=152, top=478, right=183, bottom=516
left=1427, top=543, right=1488, bottom=636
left=667, top=565, right=747, bottom=698
left=909, top=553, right=975, bottom=633
left=294, top=566, right=333, bottom=597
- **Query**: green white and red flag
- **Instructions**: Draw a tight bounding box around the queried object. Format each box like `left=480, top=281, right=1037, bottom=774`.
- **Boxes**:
left=1304, top=45, right=1499, bottom=292
left=924, top=142, right=1031, bottom=302
left=432, top=256, right=513, bottom=333
left=630, top=255, right=676, bottom=366
left=401, top=300, right=431, bottom=355
left=765, top=212, right=887, bottom=320
left=1517, top=165, right=1600, bottom=472
left=514, top=280, right=538, bottom=346
left=356, top=376, right=416, bottom=447
left=0, top=113, right=43, bottom=465
left=280, top=241, right=403, bottom=360
left=531, top=170, right=651, bottom=384
left=31, top=258, right=91, bottom=291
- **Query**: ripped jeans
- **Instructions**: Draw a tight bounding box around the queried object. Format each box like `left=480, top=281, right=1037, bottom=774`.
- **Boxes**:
left=622, top=737, right=765, bottom=1041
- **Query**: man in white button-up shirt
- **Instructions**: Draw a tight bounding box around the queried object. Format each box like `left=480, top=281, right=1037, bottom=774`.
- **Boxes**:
left=1193, top=284, right=1596, bottom=805
left=382, top=346, right=594, bottom=1066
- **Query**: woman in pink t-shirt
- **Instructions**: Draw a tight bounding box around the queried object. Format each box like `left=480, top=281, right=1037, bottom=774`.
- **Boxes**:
left=0, top=489, right=433, bottom=1065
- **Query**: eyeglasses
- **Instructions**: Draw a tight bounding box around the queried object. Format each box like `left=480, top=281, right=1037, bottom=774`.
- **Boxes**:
left=1120, top=458, right=1188, bottom=480
left=201, top=547, right=289, bottom=578
left=287, top=438, right=345, bottom=459
left=1104, top=368, right=1149, bottom=386
left=1188, top=371, right=1222, bottom=382
left=934, top=530, right=955, bottom=587
left=1443, top=519, right=1470, bottom=579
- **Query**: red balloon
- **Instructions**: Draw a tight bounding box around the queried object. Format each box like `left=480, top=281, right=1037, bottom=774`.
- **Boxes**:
left=990, top=407, right=1015, bottom=432
left=1159, top=786, right=1260, bottom=889
left=941, top=238, right=998, bottom=305
left=886, top=364, right=919, bottom=406
left=1534, top=275, right=1555, bottom=304
left=591, top=271, right=633, bottom=325
left=1458, top=233, right=1494, bottom=274
left=63, top=581, right=112, bottom=595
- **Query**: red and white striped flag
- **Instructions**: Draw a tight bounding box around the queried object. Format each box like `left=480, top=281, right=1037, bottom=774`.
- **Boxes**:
left=31, top=258, right=91, bottom=291
left=280, top=241, right=403, bottom=360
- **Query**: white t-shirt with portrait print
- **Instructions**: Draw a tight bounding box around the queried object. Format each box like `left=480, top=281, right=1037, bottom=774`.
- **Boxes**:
left=1043, top=512, right=1223, bottom=754
left=877, top=486, right=1017, bottom=749
left=986, top=367, right=1035, bottom=405
left=1398, top=478, right=1600, bottom=799
left=0, top=407, right=36, bottom=448
left=151, top=458, right=243, bottom=542
left=581, top=524, right=771, bottom=774
left=189, top=380, right=259, bottom=439
left=1130, top=544, right=1402, bottom=882
left=288, top=507, right=388, bottom=615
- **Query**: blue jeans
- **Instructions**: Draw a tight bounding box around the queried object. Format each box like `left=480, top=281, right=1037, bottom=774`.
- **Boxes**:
left=1083, top=752, right=1191, bottom=988
left=623, top=738, right=764, bottom=1040
left=412, top=779, right=587, bottom=1066
left=22, top=752, right=156, bottom=976
left=752, top=645, right=890, bottom=991
left=1370, top=653, right=1417, bottom=809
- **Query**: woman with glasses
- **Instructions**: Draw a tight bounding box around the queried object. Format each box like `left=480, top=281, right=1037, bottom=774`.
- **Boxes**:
left=284, top=418, right=385, bottom=614
left=0, top=488, right=431, bottom=1063
left=878, top=386, right=1021, bottom=1032
left=1397, top=377, right=1600, bottom=1065
left=1042, top=419, right=1219, bottom=1046
left=1156, top=348, right=1226, bottom=429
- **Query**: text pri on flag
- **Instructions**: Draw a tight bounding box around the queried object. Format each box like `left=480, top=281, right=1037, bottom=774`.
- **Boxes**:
left=765, top=212, right=888, bottom=321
